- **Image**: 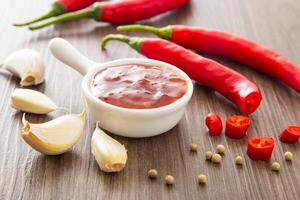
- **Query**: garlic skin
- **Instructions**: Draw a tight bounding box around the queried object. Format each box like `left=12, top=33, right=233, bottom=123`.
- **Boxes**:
left=91, top=123, right=127, bottom=172
left=1, top=49, right=45, bottom=86
left=10, top=89, right=58, bottom=114
left=21, top=109, right=86, bottom=155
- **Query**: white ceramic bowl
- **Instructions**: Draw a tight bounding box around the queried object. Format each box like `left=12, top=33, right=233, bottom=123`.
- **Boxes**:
left=49, top=38, right=193, bottom=138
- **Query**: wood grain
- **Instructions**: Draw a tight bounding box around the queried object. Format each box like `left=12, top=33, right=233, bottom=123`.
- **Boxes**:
left=0, top=0, right=300, bottom=199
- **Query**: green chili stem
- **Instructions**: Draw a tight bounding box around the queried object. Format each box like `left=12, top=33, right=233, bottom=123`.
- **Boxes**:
left=14, top=3, right=65, bottom=27
left=29, top=7, right=97, bottom=30
left=100, top=34, right=131, bottom=50
left=100, top=34, right=141, bottom=51
left=14, top=10, right=57, bottom=26
left=117, top=24, right=161, bottom=35
left=117, top=24, right=171, bottom=40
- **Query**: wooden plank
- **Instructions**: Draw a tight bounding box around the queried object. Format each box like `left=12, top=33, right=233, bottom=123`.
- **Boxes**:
left=0, top=0, right=299, bottom=199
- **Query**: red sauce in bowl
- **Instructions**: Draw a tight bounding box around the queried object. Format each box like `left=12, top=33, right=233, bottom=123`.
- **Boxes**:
left=91, top=64, right=188, bottom=109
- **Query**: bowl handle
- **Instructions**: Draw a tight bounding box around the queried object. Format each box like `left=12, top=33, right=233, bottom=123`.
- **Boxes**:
left=49, top=37, right=99, bottom=75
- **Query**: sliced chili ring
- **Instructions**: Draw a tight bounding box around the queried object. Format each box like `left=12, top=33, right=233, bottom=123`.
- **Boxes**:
left=225, top=115, right=250, bottom=139
left=205, top=113, right=222, bottom=136
left=247, top=137, right=275, bottom=161
left=279, top=126, right=300, bottom=143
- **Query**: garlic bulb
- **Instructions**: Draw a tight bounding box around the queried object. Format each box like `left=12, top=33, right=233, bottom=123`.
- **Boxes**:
left=91, top=123, right=127, bottom=172
left=1, top=49, right=45, bottom=86
left=21, top=108, right=86, bottom=155
left=10, top=89, right=58, bottom=114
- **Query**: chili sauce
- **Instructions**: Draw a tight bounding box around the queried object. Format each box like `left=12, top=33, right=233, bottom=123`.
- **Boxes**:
left=91, top=64, right=187, bottom=109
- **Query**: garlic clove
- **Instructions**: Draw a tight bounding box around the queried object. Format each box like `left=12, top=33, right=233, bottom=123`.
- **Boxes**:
left=1, top=49, right=45, bottom=87
left=91, top=122, right=127, bottom=172
left=21, top=108, right=86, bottom=155
left=10, top=88, right=58, bottom=114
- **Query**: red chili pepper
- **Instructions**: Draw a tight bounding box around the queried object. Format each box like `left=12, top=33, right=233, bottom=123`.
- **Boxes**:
left=14, top=0, right=98, bottom=26
left=279, top=126, right=300, bottom=143
left=117, top=25, right=300, bottom=94
left=100, top=34, right=262, bottom=114
left=247, top=137, right=275, bottom=161
left=28, top=0, right=189, bottom=30
left=205, top=113, right=222, bottom=136
left=225, top=115, right=250, bottom=139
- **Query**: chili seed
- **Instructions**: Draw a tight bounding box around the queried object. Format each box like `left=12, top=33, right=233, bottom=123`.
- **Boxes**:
left=284, top=152, right=293, bottom=161
left=271, top=162, right=280, bottom=171
left=198, top=174, right=207, bottom=184
left=211, top=153, right=222, bottom=163
left=148, top=169, right=158, bottom=179
left=205, top=151, right=213, bottom=160
left=235, top=156, right=244, bottom=165
left=217, top=144, right=225, bottom=154
left=165, top=175, right=175, bottom=185
left=190, top=143, right=198, bottom=152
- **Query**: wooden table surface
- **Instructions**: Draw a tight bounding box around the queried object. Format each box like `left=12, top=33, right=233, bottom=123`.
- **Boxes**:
left=1, top=0, right=300, bottom=199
